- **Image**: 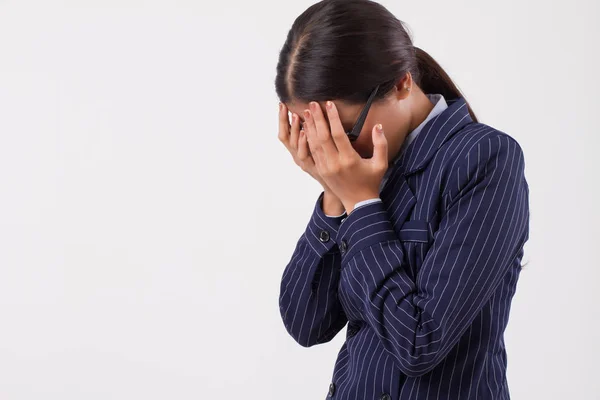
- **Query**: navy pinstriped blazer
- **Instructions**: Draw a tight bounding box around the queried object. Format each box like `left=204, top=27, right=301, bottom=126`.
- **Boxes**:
left=278, top=96, right=530, bottom=400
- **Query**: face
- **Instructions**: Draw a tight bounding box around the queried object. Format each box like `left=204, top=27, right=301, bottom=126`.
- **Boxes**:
left=286, top=84, right=413, bottom=159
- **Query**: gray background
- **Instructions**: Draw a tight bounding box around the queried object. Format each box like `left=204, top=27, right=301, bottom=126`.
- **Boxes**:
left=0, top=0, right=598, bottom=399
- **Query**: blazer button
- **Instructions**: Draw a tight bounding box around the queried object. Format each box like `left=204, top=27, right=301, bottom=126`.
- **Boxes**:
left=339, top=239, right=347, bottom=253
left=328, top=382, right=336, bottom=397
left=380, top=393, right=391, bottom=400
left=319, top=230, right=330, bottom=242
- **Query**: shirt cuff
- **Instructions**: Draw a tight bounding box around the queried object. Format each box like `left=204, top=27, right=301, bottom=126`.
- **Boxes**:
left=353, top=197, right=382, bottom=210
left=324, top=210, right=347, bottom=218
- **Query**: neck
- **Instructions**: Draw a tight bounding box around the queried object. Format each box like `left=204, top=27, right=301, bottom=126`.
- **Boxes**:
left=387, top=89, right=435, bottom=163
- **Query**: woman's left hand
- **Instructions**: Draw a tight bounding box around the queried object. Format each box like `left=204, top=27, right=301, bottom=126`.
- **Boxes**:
left=302, top=100, right=389, bottom=214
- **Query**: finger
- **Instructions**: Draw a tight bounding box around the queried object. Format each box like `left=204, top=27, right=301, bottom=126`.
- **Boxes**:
left=303, top=109, right=318, bottom=156
left=278, top=103, right=292, bottom=150
left=303, top=112, right=324, bottom=170
left=298, top=129, right=318, bottom=169
left=311, top=141, right=325, bottom=171
left=371, top=123, right=389, bottom=170
left=290, top=113, right=300, bottom=151
left=324, top=100, right=355, bottom=156
left=297, top=129, right=310, bottom=161
left=309, top=102, right=339, bottom=160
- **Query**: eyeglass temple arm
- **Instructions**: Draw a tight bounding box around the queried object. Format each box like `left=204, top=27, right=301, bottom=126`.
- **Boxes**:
left=348, top=84, right=380, bottom=140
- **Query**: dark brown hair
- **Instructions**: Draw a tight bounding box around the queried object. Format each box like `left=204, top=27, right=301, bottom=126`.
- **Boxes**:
left=274, top=0, right=478, bottom=123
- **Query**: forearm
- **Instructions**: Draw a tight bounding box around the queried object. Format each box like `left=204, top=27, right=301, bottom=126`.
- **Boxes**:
left=279, top=235, right=347, bottom=347
left=278, top=191, right=349, bottom=347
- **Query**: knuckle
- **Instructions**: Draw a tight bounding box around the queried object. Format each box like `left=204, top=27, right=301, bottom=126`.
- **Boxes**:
left=340, top=157, right=353, bottom=168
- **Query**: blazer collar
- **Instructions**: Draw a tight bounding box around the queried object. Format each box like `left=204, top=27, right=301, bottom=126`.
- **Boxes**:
left=394, top=96, right=473, bottom=177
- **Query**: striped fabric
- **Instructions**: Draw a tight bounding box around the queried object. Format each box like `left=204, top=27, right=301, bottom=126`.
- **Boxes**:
left=326, top=93, right=448, bottom=217
left=278, top=96, right=530, bottom=399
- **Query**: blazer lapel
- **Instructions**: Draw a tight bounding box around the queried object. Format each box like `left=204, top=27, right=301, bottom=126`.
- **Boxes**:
left=379, top=97, right=474, bottom=226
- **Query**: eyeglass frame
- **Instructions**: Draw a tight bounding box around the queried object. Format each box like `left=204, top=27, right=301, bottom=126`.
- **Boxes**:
left=345, top=84, right=380, bottom=142
left=298, top=84, right=381, bottom=142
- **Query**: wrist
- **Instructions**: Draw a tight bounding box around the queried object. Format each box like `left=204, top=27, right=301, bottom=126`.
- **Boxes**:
left=344, top=193, right=381, bottom=214
left=322, top=190, right=345, bottom=216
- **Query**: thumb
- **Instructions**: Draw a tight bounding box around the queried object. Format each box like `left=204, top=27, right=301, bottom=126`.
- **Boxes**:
left=371, top=123, right=388, bottom=169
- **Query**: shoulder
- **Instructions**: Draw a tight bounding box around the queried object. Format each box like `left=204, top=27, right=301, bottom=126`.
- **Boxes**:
left=441, top=122, right=525, bottom=168
left=437, top=122, right=527, bottom=200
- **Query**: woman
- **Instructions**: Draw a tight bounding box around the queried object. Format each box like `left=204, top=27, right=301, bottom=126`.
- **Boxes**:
left=276, top=1, right=529, bottom=399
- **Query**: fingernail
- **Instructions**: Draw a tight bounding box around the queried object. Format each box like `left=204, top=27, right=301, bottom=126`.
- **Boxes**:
left=292, top=113, right=296, bottom=123
left=376, top=124, right=383, bottom=133
left=326, top=101, right=332, bottom=110
left=304, top=110, right=311, bottom=119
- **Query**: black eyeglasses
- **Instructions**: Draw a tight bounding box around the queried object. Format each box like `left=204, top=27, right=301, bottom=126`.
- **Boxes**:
left=299, top=84, right=380, bottom=142
left=346, top=84, right=380, bottom=142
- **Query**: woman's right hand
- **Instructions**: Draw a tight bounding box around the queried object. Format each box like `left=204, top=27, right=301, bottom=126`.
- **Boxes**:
left=278, top=102, right=346, bottom=216
left=278, top=102, right=330, bottom=191
left=279, top=103, right=344, bottom=215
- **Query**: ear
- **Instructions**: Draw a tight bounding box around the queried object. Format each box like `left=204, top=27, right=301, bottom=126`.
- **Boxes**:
left=394, top=72, right=412, bottom=100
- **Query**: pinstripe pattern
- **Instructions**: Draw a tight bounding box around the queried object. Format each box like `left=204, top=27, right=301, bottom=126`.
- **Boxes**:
left=279, top=97, right=530, bottom=399
left=325, top=93, right=448, bottom=217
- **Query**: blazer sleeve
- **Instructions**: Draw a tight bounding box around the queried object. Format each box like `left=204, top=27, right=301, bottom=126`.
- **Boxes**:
left=335, top=134, right=529, bottom=376
left=279, top=191, right=349, bottom=347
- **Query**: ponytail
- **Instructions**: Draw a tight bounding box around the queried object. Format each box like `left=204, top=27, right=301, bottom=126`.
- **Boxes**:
left=414, top=46, right=479, bottom=123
